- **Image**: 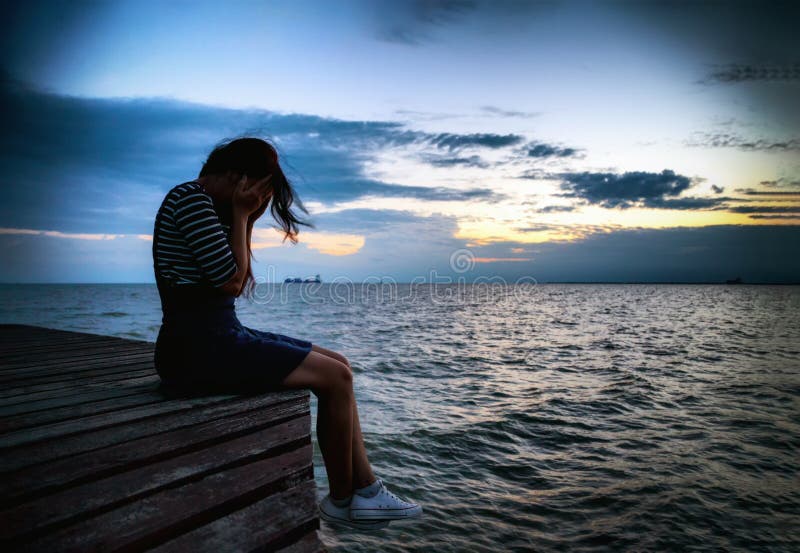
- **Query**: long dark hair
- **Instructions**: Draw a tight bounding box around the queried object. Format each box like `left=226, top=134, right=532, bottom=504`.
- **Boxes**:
left=199, top=137, right=313, bottom=298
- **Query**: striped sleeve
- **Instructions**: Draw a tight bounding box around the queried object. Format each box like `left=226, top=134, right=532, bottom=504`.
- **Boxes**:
left=171, top=188, right=238, bottom=288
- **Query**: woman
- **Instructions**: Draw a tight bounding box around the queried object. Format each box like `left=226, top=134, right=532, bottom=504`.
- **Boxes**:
left=152, top=137, right=422, bottom=530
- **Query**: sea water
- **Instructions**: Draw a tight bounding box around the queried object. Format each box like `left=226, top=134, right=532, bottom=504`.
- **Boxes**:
left=1, top=283, right=798, bottom=552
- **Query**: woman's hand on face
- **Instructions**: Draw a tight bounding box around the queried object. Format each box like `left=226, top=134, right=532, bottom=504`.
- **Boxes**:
left=232, top=174, right=273, bottom=216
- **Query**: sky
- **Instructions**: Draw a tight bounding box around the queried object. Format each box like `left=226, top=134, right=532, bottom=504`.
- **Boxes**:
left=1, top=0, right=799, bottom=283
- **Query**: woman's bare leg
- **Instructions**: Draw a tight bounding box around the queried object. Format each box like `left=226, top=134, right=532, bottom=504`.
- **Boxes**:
left=279, top=350, right=353, bottom=500
left=311, top=344, right=377, bottom=489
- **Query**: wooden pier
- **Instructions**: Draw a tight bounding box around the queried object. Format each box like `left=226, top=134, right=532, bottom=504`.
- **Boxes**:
left=0, top=324, right=327, bottom=552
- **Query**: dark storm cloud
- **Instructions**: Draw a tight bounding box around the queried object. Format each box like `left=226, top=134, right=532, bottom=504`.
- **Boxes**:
left=558, top=169, right=694, bottom=209
left=526, top=142, right=578, bottom=158
left=642, top=197, right=729, bottom=210
left=726, top=205, right=800, bottom=214
left=684, top=132, right=800, bottom=152
left=702, top=62, right=800, bottom=84
left=534, top=205, right=575, bottom=214
left=735, top=189, right=800, bottom=196
left=0, top=76, right=506, bottom=233
left=748, top=214, right=800, bottom=220
left=428, top=132, right=524, bottom=151
left=419, top=154, right=490, bottom=168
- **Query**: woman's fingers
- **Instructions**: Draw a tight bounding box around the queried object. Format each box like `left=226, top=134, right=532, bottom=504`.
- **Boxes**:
left=256, top=174, right=273, bottom=190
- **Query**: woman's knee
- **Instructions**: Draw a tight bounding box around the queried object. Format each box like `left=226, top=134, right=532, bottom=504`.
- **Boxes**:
left=312, top=344, right=351, bottom=368
left=327, top=359, right=353, bottom=395
left=284, top=351, right=352, bottom=396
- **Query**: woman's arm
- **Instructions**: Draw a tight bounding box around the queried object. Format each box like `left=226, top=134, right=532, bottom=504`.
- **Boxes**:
left=219, top=176, right=271, bottom=297
left=218, top=209, right=248, bottom=296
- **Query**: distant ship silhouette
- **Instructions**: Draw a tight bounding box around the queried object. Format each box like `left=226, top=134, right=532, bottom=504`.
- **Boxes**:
left=284, top=274, right=321, bottom=283
left=725, top=276, right=743, bottom=284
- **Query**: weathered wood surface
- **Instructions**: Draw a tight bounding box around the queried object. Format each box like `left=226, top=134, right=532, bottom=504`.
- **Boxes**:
left=0, top=323, right=327, bottom=552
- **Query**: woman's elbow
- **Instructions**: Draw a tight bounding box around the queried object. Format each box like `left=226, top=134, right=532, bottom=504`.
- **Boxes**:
left=218, top=274, right=244, bottom=297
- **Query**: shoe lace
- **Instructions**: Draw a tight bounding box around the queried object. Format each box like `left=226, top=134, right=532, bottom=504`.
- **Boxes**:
left=380, top=486, right=405, bottom=504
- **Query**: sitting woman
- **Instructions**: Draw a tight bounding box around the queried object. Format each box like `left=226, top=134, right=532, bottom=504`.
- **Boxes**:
left=151, top=137, right=422, bottom=529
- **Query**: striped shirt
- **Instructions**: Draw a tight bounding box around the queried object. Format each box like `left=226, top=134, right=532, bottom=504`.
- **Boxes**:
left=152, top=181, right=238, bottom=288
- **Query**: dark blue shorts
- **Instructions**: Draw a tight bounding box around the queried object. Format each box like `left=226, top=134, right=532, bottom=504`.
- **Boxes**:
left=154, top=321, right=313, bottom=395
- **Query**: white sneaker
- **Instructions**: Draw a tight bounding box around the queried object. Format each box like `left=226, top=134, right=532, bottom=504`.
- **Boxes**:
left=349, top=479, right=423, bottom=521
left=318, top=494, right=390, bottom=530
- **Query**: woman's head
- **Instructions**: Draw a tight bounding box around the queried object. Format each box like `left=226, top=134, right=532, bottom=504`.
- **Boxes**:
left=199, top=137, right=312, bottom=298
left=199, top=137, right=309, bottom=237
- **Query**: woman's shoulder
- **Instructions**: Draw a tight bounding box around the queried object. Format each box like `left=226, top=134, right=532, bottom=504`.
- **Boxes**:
left=167, top=180, right=202, bottom=198
left=161, top=180, right=209, bottom=207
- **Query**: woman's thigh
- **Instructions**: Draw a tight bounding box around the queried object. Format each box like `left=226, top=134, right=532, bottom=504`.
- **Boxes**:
left=310, top=343, right=350, bottom=367
left=279, top=350, right=352, bottom=395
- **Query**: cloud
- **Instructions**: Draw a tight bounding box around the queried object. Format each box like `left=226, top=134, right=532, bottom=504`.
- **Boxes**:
left=480, top=105, right=540, bottom=118
left=515, top=168, right=554, bottom=180
left=684, top=132, right=800, bottom=151
left=642, top=197, right=729, bottom=210
left=526, top=142, right=579, bottom=158
left=726, top=205, right=800, bottom=214
left=418, top=154, right=490, bottom=168
left=759, top=178, right=800, bottom=188
left=558, top=169, right=694, bottom=209
left=393, top=108, right=462, bottom=122
left=701, top=62, right=800, bottom=84
left=748, top=214, right=800, bottom=220
left=735, top=188, right=800, bottom=196
left=0, top=75, right=510, bottom=234
left=427, top=132, right=524, bottom=151
left=534, top=205, right=576, bottom=214
left=0, top=227, right=127, bottom=240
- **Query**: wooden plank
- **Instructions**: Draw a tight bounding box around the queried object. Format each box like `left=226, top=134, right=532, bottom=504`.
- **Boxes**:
left=0, top=338, right=129, bottom=358
left=0, top=353, right=154, bottom=383
left=0, top=338, right=151, bottom=360
left=0, top=324, right=134, bottom=339
left=0, top=376, right=161, bottom=416
left=0, top=335, right=133, bottom=355
left=0, top=351, right=153, bottom=377
left=0, top=367, right=155, bottom=399
left=1, top=413, right=310, bottom=541
left=149, top=479, right=322, bottom=553
left=0, top=383, right=169, bottom=434
left=0, top=326, right=143, bottom=348
left=0, top=326, right=87, bottom=342
left=0, top=343, right=152, bottom=370
left=0, top=392, right=246, bottom=449
left=0, top=371, right=158, bottom=406
left=18, top=444, right=314, bottom=552
left=0, top=391, right=307, bottom=489
left=0, top=360, right=154, bottom=388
